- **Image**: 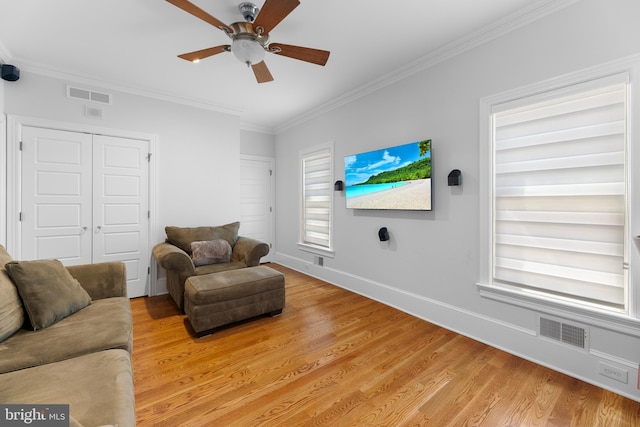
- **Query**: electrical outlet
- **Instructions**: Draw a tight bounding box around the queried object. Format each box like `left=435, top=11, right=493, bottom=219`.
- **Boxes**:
left=598, top=362, right=628, bottom=384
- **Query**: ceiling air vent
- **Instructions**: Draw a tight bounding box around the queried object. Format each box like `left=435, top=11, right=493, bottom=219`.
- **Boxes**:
left=539, top=315, right=588, bottom=350
left=66, top=85, right=112, bottom=105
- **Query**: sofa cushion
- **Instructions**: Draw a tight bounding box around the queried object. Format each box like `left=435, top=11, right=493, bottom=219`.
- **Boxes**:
left=191, top=239, right=232, bottom=266
left=0, top=349, right=135, bottom=427
left=5, top=259, right=92, bottom=330
left=165, top=221, right=240, bottom=254
left=0, top=297, right=132, bottom=374
left=0, top=247, right=24, bottom=343
left=195, top=260, right=247, bottom=276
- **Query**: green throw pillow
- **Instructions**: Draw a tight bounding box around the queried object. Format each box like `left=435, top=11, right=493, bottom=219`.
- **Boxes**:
left=6, top=259, right=92, bottom=330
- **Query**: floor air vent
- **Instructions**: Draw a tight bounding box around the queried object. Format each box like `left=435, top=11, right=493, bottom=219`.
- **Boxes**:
left=539, top=315, right=588, bottom=350
left=66, top=85, right=112, bottom=105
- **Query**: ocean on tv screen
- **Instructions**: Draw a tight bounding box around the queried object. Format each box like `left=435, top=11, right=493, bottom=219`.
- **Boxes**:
left=345, top=182, right=409, bottom=198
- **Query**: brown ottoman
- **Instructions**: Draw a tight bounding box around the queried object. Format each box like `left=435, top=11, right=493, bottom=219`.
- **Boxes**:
left=184, top=265, right=285, bottom=337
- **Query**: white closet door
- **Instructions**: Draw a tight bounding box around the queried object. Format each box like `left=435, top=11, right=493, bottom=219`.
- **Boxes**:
left=21, top=126, right=93, bottom=265
left=20, top=127, right=150, bottom=298
left=93, top=135, right=149, bottom=298
left=239, top=156, right=274, bottom=262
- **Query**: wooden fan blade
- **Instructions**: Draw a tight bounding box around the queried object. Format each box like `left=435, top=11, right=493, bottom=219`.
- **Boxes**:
left=178, top=45, right=230, bottom=62
left=253, top=0, right=300, bottom=34
left=166, top=0, right=229, bottom=31
left=269, top=43, right=330, bottom=66
left=251, top=61, right=274, bottom=83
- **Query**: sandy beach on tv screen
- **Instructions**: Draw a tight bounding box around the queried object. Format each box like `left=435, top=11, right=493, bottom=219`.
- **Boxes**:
left=346, top=179, right=432, bottom=210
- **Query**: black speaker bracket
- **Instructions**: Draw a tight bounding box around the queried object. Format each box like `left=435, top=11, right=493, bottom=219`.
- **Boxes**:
left=1, top=64, right=20, bottom=82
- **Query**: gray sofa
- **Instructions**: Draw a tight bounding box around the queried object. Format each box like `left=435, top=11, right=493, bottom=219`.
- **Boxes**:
left=0, top=245, right=135, bottom=427
left=152, top=221, right=269, bottom=311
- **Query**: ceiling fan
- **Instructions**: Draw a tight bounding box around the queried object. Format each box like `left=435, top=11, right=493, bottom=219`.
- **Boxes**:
left=166, top=0, right=330, bottom=83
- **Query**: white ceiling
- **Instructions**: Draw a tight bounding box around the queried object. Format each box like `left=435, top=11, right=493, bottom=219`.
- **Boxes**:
left=0, top=0, right=572, bottom=133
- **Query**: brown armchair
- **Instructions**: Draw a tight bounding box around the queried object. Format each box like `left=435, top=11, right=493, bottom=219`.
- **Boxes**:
left=152, top=222, right=269, bottom=310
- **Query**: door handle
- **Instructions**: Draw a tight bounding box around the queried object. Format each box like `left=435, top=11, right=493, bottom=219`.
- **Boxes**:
left=95, top=225, right=102, bottom=233
left=80, top=226, right=88, bottom=235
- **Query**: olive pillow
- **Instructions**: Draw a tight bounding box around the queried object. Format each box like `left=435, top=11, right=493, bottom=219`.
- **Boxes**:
left=5, top=259, right=92, bottom=330
left=165, top=221, right=240, bottom=253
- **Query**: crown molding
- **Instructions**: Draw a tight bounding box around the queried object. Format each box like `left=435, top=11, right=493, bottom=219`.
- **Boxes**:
left=274, top=0, right=582, bottom=134
left=12, top=59, right=244, bottom=117
left=240, top=121, right=276, bottom=135
left=0, top=41, right=11, bottom=64
left=10, top=57, right=272, bottom=131
left=1, top=0, right=581, bottom=133
left=240, top=122, right=276, bottom=135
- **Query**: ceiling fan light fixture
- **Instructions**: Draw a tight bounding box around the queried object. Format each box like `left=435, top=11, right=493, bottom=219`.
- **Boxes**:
left=167, top=0, right=330, bottom=82
left=231, top=37, right=265, bottom=66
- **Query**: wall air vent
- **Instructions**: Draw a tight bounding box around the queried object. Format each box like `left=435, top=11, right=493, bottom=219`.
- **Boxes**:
left=66, top=85, right=112, bottom=105
left=538, top=315, right=588, bottom=350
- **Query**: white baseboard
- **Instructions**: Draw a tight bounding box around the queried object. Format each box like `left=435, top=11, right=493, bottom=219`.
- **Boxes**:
left=274, top=251, right=640, bottom=402
left=153, top=277, right=167, bottom=296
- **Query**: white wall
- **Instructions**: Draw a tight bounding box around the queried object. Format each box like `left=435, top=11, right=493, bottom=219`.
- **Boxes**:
left=274, top=0, right=640, bottom=401
left=3, top=73, right=243, bottom=242
left=240, top=129, right=275, bottom=157
left=0, top=79, right=5, bottom=245
left=0, top=79, right=5, bottom=112
left=1, top=72, right=253, bottom=294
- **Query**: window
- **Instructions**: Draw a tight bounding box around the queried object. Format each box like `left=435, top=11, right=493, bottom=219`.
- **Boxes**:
left=479, top=60, right=640, bottom=319
left=299, top=143, right=334, bottom=256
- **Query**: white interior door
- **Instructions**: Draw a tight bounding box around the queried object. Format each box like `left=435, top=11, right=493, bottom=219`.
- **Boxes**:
left=20, top=126, right=150, bottom=298
left=21, top=126, right=93, bottom=265
left=240, top=156, right=274, bottom=262
left=93, top=135, right=149, bottom=297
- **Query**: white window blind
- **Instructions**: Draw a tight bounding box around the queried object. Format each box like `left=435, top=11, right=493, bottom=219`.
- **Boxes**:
left=302, top=148, right=332, bottom=249
left=492, top=78, right=628, bottom=310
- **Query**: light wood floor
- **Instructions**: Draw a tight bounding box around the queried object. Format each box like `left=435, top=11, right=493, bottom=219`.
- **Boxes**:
left=132, top=264, right=640, bottom=426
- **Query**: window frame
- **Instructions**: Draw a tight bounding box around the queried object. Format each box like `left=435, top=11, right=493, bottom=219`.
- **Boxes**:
left=477, top=55, right=640, bottom=332
left=298, top=141, right=335, bottom=258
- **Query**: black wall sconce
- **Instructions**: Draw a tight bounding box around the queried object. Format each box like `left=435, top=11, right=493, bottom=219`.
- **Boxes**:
left=334, top=180, right=344, bottom=191
left=448, top=169, right=462, bottom=186
left=378, top=227, right=390, bottom=242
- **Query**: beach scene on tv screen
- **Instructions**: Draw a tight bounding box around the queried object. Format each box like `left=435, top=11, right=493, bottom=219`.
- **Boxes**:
left=345, top=139, right=432, bottom=210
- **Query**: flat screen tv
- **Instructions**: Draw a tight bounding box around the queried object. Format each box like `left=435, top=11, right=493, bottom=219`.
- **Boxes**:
left=344, top=139, right=432, bottom=211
